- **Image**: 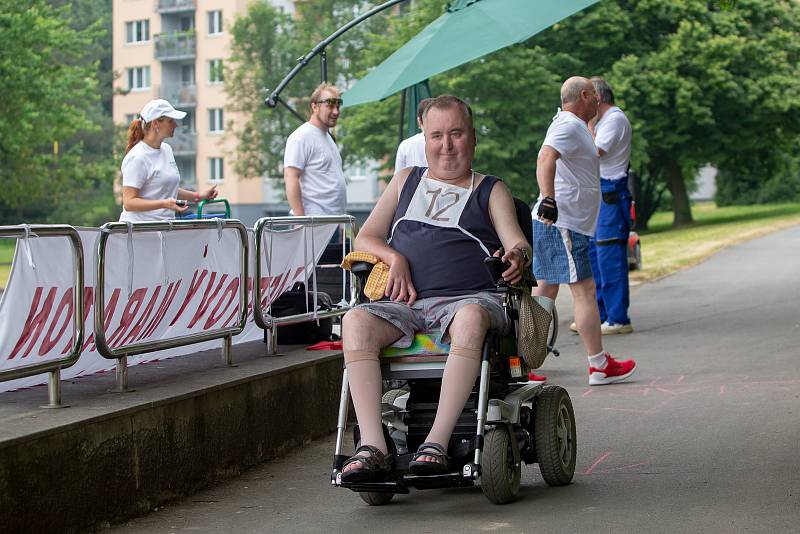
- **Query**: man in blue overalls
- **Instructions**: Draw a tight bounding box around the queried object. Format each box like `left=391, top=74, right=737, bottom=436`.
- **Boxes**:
left=588, top=77, right=633, bottom=335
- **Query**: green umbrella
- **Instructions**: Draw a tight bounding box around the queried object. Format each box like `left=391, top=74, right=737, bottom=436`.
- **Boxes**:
left=343, top=0, right=600, bottom=108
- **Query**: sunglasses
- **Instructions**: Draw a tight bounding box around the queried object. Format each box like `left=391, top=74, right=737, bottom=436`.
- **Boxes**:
left=315, top=98, right=343, bottom=108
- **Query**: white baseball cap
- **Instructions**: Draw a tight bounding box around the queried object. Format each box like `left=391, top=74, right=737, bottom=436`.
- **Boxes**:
left=139, top=99, right=187, bottom=122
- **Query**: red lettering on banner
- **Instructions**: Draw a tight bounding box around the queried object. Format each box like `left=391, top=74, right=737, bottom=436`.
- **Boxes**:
left=169, top=270, right=207, bottom=326
left=62, top=287, right=94, bottom=355
left=204, top=277, right=239, bottom=330
left=122, top=285, right=161, bottom=345
left=140, top=280, right=181, bottom=340
left=223, top=276, right=253, bottom=328
left=187, top=273, right=228, bottom=328
left=39, top=288, right=74, bottom=355
left=85, top=288, right=121, bottom=352
left=260, top=271, right=286, bottom=308
left=106, top=288, right=147, bottom=348
left=9, top=287, right=58, bottom=359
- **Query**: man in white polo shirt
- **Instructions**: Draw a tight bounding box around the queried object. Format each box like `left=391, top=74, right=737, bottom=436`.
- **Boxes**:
left=394, top=98, right=431, bottom=173
left=589, top=77, right=634, bottom=335
left=283, top=83, right=347, bottom=216
left=531, top=76, right=636, bottom=386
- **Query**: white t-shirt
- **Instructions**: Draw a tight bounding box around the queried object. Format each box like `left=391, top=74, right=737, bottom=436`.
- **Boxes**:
left=534, top=110, right=600, bottom=236
left=283, top=122, right=347, bottom=215
left=119, top=141, right=181, bottom=222
left=594, top=106, right=632, bottom=180
left=394, top=132, right=427, bottom=174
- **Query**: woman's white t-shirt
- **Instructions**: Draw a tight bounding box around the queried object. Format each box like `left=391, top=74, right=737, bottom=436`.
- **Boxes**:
left=533, top=111, right=600, bottom=236
left=119, top=141, right=181, bottom=222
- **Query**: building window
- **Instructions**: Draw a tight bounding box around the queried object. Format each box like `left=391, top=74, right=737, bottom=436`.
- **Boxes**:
left=127, top=66, right=151, bottom=90
left=208, top=59, right=224, bottom=83
left=181, top=64, right=195, bottom=86
left=125, top=20, right=150, bottom=43
left=176, top=158, right=196, bottom=187
left=207, top=10, right=223, bottom=35
left=208, top=108, right=224, bottom=133
left=180, top=15, right=195, bottom=32
left=124, top=113, right=136, bottom=125
left=209, top=157, right=224, bottom=182
left=182, top=110, right=196, bottom=133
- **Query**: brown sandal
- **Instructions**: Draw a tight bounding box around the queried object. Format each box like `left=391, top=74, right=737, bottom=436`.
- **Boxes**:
left=341, top=445, right=392, bottom=483
left=409, top=442, right=451, bottom=475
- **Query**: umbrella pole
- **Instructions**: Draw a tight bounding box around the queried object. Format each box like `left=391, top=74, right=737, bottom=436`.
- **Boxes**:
left=265, top=0, right=410, bottom=112
left=398, top=88, right=407, bottom=147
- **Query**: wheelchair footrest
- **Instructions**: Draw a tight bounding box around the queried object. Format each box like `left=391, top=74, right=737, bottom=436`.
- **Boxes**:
left=402, top=473, right=475, bottom=490
left=340, top=480, right=411, bottom=494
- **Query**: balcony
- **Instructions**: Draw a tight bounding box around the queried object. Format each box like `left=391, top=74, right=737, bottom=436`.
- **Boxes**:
left=156, top=0, right=196, bottom=14
left=169, top=132, right=196, bottom=156
left=154, top=31, right=196, bottom=61
left=157, top=84, right=197, bottom=107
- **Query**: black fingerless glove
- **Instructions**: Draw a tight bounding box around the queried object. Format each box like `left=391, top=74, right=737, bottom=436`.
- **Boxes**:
left=537, top=196, right=558, bottom=223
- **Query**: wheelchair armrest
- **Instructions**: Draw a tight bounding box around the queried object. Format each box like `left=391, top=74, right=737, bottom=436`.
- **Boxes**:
left=349, top=261, right=374, bottom=304
left=350, top=261, right=374, bottom=276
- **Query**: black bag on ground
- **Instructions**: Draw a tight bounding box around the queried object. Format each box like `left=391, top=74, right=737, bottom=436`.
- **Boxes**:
left=265, top=282, right=334, bottom=345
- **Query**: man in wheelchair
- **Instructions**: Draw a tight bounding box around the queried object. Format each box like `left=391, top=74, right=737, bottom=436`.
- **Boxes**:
left=338, top=95, right=542, bottom=490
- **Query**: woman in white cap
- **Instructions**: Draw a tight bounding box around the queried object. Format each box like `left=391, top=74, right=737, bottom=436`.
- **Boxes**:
left=120, top=99, right=218, bottom=222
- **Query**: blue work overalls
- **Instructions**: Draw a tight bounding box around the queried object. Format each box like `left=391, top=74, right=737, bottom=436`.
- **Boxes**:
left=588, top=176, right=632, bottom=325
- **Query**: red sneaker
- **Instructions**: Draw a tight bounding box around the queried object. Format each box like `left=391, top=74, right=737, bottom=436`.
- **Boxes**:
left=589, top=353, right=636, bottom=386
left=527, top=372, right=547, bottom=384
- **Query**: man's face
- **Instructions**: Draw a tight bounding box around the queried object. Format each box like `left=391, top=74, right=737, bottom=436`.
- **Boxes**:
left=582, top=84, right=599, bottom=119
left=311, top=90, right=341, bottom=129
left=424, top=105, right=476, bottom=180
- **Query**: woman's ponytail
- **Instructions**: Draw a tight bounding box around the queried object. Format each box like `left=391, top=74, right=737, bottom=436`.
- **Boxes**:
left=125, top=118, right=146, bottom=155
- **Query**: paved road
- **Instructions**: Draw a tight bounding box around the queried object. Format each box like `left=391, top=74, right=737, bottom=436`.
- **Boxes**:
left=114, top=226, right=800, bottom=533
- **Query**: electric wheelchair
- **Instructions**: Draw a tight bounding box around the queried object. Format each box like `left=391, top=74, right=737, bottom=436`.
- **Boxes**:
left=331, top=199, right=577, bottom=505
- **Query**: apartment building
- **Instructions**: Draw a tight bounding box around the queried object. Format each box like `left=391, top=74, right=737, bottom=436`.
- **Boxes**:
left=113, top=0, right=380, bottom=225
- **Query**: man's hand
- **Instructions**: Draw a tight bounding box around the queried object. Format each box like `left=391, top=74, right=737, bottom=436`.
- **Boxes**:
left=385, top=253, right=417, bottom=306
left=537, top=196, right=558, bottom=225
left=494, top=248, right=525, bottom=285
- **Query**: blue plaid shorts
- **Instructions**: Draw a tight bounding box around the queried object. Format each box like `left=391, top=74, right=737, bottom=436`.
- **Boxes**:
left=532, top=221, right=593, bottom=284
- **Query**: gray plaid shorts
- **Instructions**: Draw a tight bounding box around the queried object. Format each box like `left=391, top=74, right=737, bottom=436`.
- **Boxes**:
left=357, top=292, right=509, bottom=348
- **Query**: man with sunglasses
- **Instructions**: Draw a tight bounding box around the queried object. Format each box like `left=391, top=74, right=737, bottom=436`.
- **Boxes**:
left=283, top=83, right=347, bottom=216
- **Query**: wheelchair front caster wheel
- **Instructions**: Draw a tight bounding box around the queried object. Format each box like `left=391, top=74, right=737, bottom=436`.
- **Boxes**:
left=534, top=385, right=576, bottom=486
left=359, top=492, right=394, bottom=506
left=481, top=426, right=521, bottom=504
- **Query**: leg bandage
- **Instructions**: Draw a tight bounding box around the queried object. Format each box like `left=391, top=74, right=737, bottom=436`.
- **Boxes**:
left=425, top=351, right=482, bottom=447
left=344, top=349, right=379, bottom=364
left=448, top=343, right=482, bottom=361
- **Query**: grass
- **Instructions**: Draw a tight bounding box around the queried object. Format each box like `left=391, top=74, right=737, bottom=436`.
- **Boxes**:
left=631, top=201, right=800, bottom=282
left=0, top=239, right=15, bottom=290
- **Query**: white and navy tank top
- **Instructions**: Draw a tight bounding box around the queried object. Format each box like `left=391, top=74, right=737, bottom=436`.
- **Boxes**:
left=388, top=167, right=503, bottom=298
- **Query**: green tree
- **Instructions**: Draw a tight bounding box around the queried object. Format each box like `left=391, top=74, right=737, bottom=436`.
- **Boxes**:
left=0, top=0, right=117, bottom=225
left=227, top=0, right=385, bottom=181
left=227, top=3, right=296, bottom=180
left=342, top=0, right=800, bottom=228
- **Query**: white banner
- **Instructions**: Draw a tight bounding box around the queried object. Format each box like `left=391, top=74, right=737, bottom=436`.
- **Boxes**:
left=0, top=223, right=337, bottom=392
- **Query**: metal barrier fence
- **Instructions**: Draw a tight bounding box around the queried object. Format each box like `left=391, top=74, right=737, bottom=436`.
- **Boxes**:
left=0, top=225, right=84, bottom=408
left=253, top=215, right=357, bottom=354
left=1, top=217, right=357, bottom=404
left=94, top=220, right=249, bottom=391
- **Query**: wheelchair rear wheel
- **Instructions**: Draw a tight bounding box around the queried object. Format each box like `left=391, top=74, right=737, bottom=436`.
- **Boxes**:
left=534, top=386, right=576, bottom=486
left=481, top=426, right=521, bottom=504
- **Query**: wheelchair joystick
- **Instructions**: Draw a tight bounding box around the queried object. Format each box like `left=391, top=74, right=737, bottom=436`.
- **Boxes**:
left=483, top=257, right=510, bottom=289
